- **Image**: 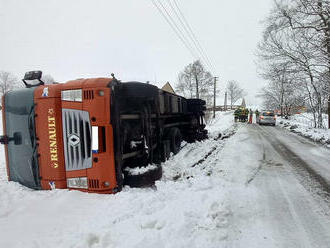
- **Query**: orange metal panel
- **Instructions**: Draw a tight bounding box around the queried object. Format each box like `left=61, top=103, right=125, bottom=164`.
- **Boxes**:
left=21, top=77, right=116, bottom=193
left=34, top=86, right=67, bottom=189
left=86, top=125, right=117, bottom=192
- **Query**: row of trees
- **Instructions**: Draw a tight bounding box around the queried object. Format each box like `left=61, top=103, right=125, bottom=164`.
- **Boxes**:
left=176, top=60, right=245, bottom=108
left=257, top=0, right=330, bottom=128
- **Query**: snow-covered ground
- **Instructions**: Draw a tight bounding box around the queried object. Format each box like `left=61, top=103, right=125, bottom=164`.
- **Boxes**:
left=2, top=111, right=330, bottom=248
left=0, top=111, right=236, bottom=248
left=206, top=110, right=236, bottom=139
left=277, top=113, right=330, bottom=148
left=221, top=124, right=330, bottom=247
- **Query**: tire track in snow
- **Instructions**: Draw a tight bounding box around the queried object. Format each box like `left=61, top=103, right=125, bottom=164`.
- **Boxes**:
left=245, top=127, right=267, bottom=185
left=257, top=125, right=330, bottom=214
left=191, top=125, right=239, bottom=169
left=274, top=170, right=313, bottom=248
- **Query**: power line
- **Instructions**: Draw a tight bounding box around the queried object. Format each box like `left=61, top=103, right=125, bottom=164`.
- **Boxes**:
left=172, top=0, right=217, bottom=73
left=166, top=0, right=214, bottom=72
left=151, top=0, right=199, bottom=59
left=170, top=0, right=215, bottom=72
left=151, top=0, right=217, bottom=74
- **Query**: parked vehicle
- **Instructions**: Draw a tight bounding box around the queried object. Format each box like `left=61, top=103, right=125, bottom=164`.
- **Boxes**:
left=258, top=111, right=276, bottom=126
left=0, top=71, right=207, bottom=193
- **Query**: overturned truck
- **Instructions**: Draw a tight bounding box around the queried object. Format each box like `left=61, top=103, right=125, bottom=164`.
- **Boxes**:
left=0, top=71, right=207, bottom=193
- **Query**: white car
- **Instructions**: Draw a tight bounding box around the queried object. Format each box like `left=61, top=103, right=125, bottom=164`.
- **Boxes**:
left=258, top=111, right=276, bottom=126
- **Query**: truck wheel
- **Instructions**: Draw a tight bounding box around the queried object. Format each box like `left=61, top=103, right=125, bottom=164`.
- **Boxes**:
left=198, top=130, right=208, bottom=140
left=169, top=127, right=182, bottom=154
left=123, top=164, right=162, bottom=187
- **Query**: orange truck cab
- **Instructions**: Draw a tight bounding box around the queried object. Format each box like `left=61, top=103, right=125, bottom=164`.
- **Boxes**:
left=1, top=71, right=207, bottom=194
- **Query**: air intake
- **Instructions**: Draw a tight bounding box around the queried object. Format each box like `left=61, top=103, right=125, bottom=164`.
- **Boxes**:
left=83, top=90, right=94, bottom=100
left=88, top=179, right=100, bottom=189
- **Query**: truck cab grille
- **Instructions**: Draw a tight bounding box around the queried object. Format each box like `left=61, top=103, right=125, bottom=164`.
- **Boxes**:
left=62, top=109, right=92, bottom=171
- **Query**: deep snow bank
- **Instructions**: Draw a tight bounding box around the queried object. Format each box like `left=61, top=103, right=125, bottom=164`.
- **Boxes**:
left=0, top=111, right=235, bottom=248
left=278, top=113, right=330, bottom=148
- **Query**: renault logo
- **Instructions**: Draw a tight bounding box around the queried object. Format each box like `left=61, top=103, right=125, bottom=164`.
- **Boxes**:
left=68, top=134, right=80, bottom=147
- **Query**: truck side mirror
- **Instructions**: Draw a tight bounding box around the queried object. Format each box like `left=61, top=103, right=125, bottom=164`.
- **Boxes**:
left=22, top=71, right=45, bottom=88
left=0, top=132, right=22, bottom=145
left=13, top=132, right=22, bottom=145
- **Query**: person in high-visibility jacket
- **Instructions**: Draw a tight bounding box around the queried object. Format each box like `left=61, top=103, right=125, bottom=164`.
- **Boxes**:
left=255, top=109, right=260, bottom=123
left=248, top=109, right=253, bottom=124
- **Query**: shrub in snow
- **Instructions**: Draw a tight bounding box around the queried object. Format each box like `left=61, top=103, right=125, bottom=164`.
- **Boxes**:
left=290, top=124, right=298, bottom=130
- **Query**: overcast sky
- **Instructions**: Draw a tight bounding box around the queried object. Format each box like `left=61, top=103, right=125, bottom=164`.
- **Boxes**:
left=0, top=0, right=273, bottom=106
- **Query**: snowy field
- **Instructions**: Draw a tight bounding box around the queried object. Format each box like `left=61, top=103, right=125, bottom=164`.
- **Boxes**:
left=2, top=111, right=330, bottom=248
left=0, top=111, right=237, bottom=248
left=278, top=113, right=330, bottom=148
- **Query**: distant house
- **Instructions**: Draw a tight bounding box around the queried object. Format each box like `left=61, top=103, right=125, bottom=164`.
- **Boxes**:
left=274, top=106, right=307, bottom=115
left=161, top=82, right=175, bottom=94
left=293, top=106, right=307, bottom=114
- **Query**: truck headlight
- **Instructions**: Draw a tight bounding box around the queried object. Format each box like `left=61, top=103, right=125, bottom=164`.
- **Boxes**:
left=61, top=89, right=82, bottom=102
left=92, top=126, right=99, bottom=153
left=67, top=177, right=88, bottom=189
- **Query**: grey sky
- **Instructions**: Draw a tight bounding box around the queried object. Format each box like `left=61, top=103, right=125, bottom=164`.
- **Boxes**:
left=0, top=0, right=272, bottom=106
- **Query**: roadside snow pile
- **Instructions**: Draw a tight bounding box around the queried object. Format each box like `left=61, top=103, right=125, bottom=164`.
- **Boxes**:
left=207, top=110, right=235, bottom=139
left=0, top=111, right=235, bottom=248
left=163, top=138, right=226, bottom=182
left=278, top=113, right=330, bottom=147
left=124, top=164, right=158, bottom=175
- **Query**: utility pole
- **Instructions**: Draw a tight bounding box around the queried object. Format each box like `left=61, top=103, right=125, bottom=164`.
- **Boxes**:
left=213, top=76, right=218, bottom=118
left=224, top=91, right=227, bottom=111
left=195, top=76, right=199, bottom=99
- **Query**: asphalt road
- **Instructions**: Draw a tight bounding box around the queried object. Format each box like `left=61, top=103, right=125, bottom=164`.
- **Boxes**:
left=219, top=123, right=330, bottom=248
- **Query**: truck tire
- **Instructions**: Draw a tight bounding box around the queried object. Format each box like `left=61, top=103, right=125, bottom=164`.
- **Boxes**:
left=123, top=164, right=162, bottom=187
left=198, top=130, right=208, bottom=140
left=169, top=127, right=182, bottom=154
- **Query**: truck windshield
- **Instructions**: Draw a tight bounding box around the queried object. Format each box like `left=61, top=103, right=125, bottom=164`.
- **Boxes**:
left=4, top=88, right=40, bottom=189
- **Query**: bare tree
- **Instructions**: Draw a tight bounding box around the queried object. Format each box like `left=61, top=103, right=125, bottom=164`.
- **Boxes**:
left=176, top=60, right=214, bottom=105
left=257, top=0, right=330, bottom=128
left=226, top=80, right=244, bottom=109
left=0, top=71, right=21, bottom=97
left=267, top=0, right=330, bottom=128
left=41, top=74, right=55, bottom=85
